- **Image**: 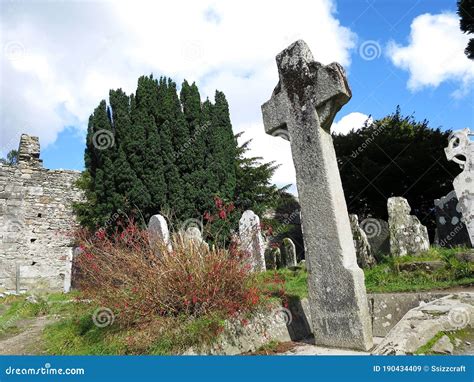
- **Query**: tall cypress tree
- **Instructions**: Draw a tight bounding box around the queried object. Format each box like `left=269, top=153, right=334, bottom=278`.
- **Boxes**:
left=78, top=74, right=281, bottom=233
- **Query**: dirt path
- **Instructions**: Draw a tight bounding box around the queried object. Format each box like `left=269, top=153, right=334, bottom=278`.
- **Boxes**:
left=0, top=316, right=54, bottom=355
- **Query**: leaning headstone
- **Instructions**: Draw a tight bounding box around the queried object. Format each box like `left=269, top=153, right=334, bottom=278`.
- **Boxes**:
left=360, top=218, right=390, bottom=257
left=445, top=128, right=474, bottom=247
left=434, top=190, right=471, bottom=248
left=239, top=210, right=266, bottom=272
left=387, top=197, right=430, bottom=257
left=148, top=214, right=171, bottom=253
left=349, top=215, right=376, bottom=268
left=281, top=238, right=297, bottom=267
left=261, top=40, right=373, bottom=350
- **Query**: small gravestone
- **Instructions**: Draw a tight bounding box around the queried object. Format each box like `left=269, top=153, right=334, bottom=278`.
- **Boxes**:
left=184, top=227, right=209, bottom=251
left=445, top=128, right=474, bottom=247
left=387, top=197, right=429, bottom=257
left=239, top=210, right=266, bottom=272
left=264, top=247, right=278, bottom=270
left=434, top=191, right=471, bottom=248
left=261, top=40, right=373, bottom=350
left=281, top=238, right=297, bottom=267
left=148, top=214, right=171, bottom=253
left=349, top=215, right=376, bottom=268
left=360, top=218, right=390, bottom=257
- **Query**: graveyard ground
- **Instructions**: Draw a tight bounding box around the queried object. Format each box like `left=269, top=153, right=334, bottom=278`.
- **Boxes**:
left=0, top=245, right=472, bottom=355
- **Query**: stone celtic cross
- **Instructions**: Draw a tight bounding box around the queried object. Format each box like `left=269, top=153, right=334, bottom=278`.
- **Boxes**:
left=261, top=40, right=373, bottom=350
left=445, top=128, right=474, bottom=246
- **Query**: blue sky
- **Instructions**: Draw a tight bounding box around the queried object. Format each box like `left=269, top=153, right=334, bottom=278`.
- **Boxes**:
left=1, top=0, right=473, bottom=191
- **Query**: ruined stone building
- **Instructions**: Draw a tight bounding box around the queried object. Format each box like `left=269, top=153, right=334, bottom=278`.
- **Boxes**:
left=0, top=134, right=82, bottom=293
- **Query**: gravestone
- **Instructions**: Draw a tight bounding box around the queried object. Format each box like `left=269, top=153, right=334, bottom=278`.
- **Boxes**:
left=281, top=237, right=297, bottom=267
left=261, top=40, right=373, bottom=350
left=148, top=214, right=171, bottom=253
left=349, top=215, right=376, bottom=268
left=264, top=247, right=278, bottom=270
left=239, top=210, right=266, bottom=272
left=184, top=227, right=209, bottom=250
left=360, top=218, right=390, bottom=257
left=445, top=128, right=474, bottom=247
left=434, top=191, right=471, bottom=248
left=387, top=197, right=429, bottom=257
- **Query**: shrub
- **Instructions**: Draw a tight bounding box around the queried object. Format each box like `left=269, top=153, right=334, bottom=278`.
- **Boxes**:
left=74, top=220, right=262, bottom=329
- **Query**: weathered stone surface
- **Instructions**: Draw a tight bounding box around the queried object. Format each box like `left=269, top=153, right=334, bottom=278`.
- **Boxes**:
left=387, top=197, right=430, bottom=257
left=445, top=128, right=474, bottom=247
left=349, top=214, right=376, bottom=268
left=431, top=335, right=454, bottom=354
left=455, top=250, right=474, bottom=263
left=261, top=40, right=372, bottom=350
left=184, top=303, right=293, bottom=355
left=373, top=293, right=474, bottom=355
left=264, top=247, right=277, bottom=270
left=398, top=261, right=445, bottom=273
left=239, top=210, right=266, bottom=272
left=17, top=134, right=42, bottom=168
left=147, top=214, right=171, bottom=253
left=368, top=292, right=449, bottom=337
left=183, top=226, right=209, bottom=250
left=360, top=218, right=390, bottom=256
left=281, top=237, right=297, bottom=267
left=0, top=135, right=82, bottom=293
left=434, top=191, right=471, bottom=248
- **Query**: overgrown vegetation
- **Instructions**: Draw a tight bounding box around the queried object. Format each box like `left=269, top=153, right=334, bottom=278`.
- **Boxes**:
left=30, top=220, right=285, bottom=355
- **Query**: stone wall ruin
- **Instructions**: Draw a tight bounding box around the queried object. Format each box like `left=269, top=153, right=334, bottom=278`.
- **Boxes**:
left=0, top=134, right=82, bottom=293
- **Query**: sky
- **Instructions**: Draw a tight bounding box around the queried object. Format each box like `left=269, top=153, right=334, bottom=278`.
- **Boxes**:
left=1, top=0, right=473, bottom=194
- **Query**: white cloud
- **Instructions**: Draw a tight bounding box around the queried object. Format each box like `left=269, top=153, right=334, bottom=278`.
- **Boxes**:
left=387, top=12, right=474, bottom=95
left=331, top=112, right=372, bottom=135
left=1, top=0, right=356, bottom=190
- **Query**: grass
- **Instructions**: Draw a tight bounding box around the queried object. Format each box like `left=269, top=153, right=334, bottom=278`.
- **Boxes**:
left=257, top=268, right=308, bottom=299
left=42, top=309, right=227, bottom=355
left=257, top=247, right=473, bottom=296
left=365, top=247, right=474, bottom=293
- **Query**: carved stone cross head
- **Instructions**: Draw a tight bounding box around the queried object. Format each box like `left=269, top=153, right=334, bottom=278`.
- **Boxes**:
left=262, top=40, right=352, bottom=140
left=445, top=128, right=473, bottom=169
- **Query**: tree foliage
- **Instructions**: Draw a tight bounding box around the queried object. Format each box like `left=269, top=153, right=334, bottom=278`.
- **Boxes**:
left=76, top=75, right=282, bottom=237
left=458, top=0, right=474, bottom=59
left=0, top=149, right=18, bottom=166
left=333, top=107, right=460, bottom=239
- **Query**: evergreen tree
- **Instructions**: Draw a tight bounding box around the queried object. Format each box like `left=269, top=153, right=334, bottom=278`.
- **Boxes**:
left=77, top=74, right=283, bottom=235
left=458, top=0, right=474, bottom=59
left=234, top=133, right=283, bottom=217
left=333, top=107, right=460, bottom=239
left=0, top=149, right=18, bottom=165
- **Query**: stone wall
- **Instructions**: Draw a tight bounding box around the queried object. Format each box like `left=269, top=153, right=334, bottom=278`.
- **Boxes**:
left=0, top=134, right=82, bottom=293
